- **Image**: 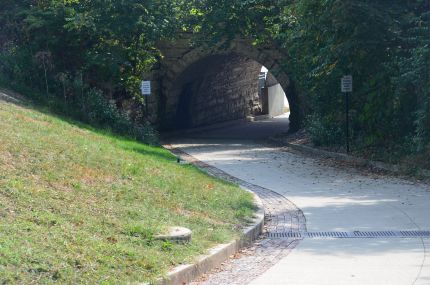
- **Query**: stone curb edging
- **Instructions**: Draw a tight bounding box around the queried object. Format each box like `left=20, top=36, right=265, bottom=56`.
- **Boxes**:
left=159, top=143, right=306, bottom=285
left=268, top=138, right=430, bottom=179
left=154, top=193, right=264, bottom=285
left=145, top=147, right=265, bottom=285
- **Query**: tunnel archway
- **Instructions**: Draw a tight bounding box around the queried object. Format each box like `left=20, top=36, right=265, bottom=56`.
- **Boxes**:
left=149, top=36, right=304, bottom=132
left=162, top=54, right=290, bottom=130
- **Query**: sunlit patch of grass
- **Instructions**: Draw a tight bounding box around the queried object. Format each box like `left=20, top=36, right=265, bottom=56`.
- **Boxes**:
left=0, top=99, right=255, bottom=284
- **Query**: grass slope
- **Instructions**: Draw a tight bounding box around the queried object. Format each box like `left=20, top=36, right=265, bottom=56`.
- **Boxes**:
left=0, top=99, right=255, bottom=284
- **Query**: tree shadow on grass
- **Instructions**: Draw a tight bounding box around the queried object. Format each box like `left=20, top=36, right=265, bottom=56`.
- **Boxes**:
left=0, top=90, right=184, bottom=164
left=117, top=142, right=177, bottom=163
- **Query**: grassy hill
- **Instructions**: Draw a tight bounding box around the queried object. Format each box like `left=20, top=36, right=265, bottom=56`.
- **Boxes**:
left=0, top=95, right=255, bottom=284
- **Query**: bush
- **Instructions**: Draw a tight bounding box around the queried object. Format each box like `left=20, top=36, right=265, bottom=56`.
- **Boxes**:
left=306, top=114, right=344, bottom=147
left=0, top=44, right=158, bottom=145
left=59, top=88, right=159, bottom=145
left=0, top=1, right=164, bottom=146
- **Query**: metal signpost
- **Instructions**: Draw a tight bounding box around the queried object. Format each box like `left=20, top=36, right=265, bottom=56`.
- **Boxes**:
left=141, top=80, right=151, bottom=115
left=341, top=75, right=352, bottom=154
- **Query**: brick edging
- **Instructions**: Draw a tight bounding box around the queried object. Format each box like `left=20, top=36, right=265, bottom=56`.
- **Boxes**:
left=146, top=146, right=265, bottom=285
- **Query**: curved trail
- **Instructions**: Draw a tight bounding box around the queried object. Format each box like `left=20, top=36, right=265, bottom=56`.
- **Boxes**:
left=167, top=145, right=307, bottom=285
left=165, top=116, right=430, bottom=285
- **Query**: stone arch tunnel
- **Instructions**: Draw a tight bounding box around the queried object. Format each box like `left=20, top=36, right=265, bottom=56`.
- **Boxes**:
left=167, top=54, right=263, bottom=129
left=145, top=35, right=304, bottom=133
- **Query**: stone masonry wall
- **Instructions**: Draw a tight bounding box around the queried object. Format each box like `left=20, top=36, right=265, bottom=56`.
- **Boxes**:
left=164, top=54, right=263, bottom=129
left=151, top=34, right=304, bottom=132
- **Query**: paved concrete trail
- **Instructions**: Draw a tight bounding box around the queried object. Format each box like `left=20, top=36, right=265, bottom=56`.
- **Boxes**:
left=169, top=115, right=430, bottom=285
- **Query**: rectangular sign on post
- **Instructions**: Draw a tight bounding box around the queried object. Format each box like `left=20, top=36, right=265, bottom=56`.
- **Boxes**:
left=341, top=75, right=353, bottom=93
left=341, top=75, right=353, bottom=154
left=141, top=81, right=151, bottom=96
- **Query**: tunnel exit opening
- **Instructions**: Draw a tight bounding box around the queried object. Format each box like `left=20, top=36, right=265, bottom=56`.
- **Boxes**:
left=259, top=66, right=290, bottom=119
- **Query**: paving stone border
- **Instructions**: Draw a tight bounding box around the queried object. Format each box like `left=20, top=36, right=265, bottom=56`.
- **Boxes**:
left=145, top=144, right=266, bottom=285
left=162, top=144, right=307, bottom=285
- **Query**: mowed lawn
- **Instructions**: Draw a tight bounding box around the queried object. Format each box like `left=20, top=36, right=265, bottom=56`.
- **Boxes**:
left=0, top=98, right=255, bottom=284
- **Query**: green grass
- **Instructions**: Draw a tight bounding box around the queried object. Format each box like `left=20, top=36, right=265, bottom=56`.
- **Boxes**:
left=0, top=99, right=255, bottom=284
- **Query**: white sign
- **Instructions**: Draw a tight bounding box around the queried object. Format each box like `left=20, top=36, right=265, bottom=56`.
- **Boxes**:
left=341, top=75, right=353, bottom=93
left=141, top=81, right=151, bottom=96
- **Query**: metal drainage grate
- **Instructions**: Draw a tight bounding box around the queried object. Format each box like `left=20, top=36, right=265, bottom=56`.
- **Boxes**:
left=267, top=230, right=430, bottom=239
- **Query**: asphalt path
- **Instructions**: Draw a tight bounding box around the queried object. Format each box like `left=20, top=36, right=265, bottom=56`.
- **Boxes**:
left=169, top=115, right=430, bottom=285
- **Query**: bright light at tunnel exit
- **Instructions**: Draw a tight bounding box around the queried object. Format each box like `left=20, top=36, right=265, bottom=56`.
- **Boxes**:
left=261, top=66, right=289, bottom=112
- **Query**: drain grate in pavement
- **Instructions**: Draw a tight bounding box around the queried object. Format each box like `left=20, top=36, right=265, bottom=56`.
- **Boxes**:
left=268, top=230, right=430, bottom=239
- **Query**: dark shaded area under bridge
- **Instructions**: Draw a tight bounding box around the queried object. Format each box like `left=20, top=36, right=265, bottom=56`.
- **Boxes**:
left=159, top=54, right=292, bottom=138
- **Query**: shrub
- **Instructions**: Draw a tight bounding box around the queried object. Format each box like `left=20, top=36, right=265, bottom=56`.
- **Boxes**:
left=306, top=114, right=344, bottom=147
left=67, top=88, right=159, bottom=145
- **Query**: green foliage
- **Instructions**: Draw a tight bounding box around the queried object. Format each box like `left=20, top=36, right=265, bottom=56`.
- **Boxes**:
left=161, top=241, right=174, bottom=252
left=0, top=0, right=177, bottom=144
left=183, top=0, right=430, bottom=160
left=283, top=0, right=429, bottom=158
left=124, top=224, right=154, bottom=240
left=80, top=88, right=159, bottom=144
left=306, top=114, right=344, bottom=147
left=1, top=0, right=429, bottom=158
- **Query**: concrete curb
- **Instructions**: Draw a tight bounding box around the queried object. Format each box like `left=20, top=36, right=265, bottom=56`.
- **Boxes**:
left=147, top=147, right=265, bottom=285
left=153, top=193, right=264, bottom=285
left=268, top=138, right=430, bottom=179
